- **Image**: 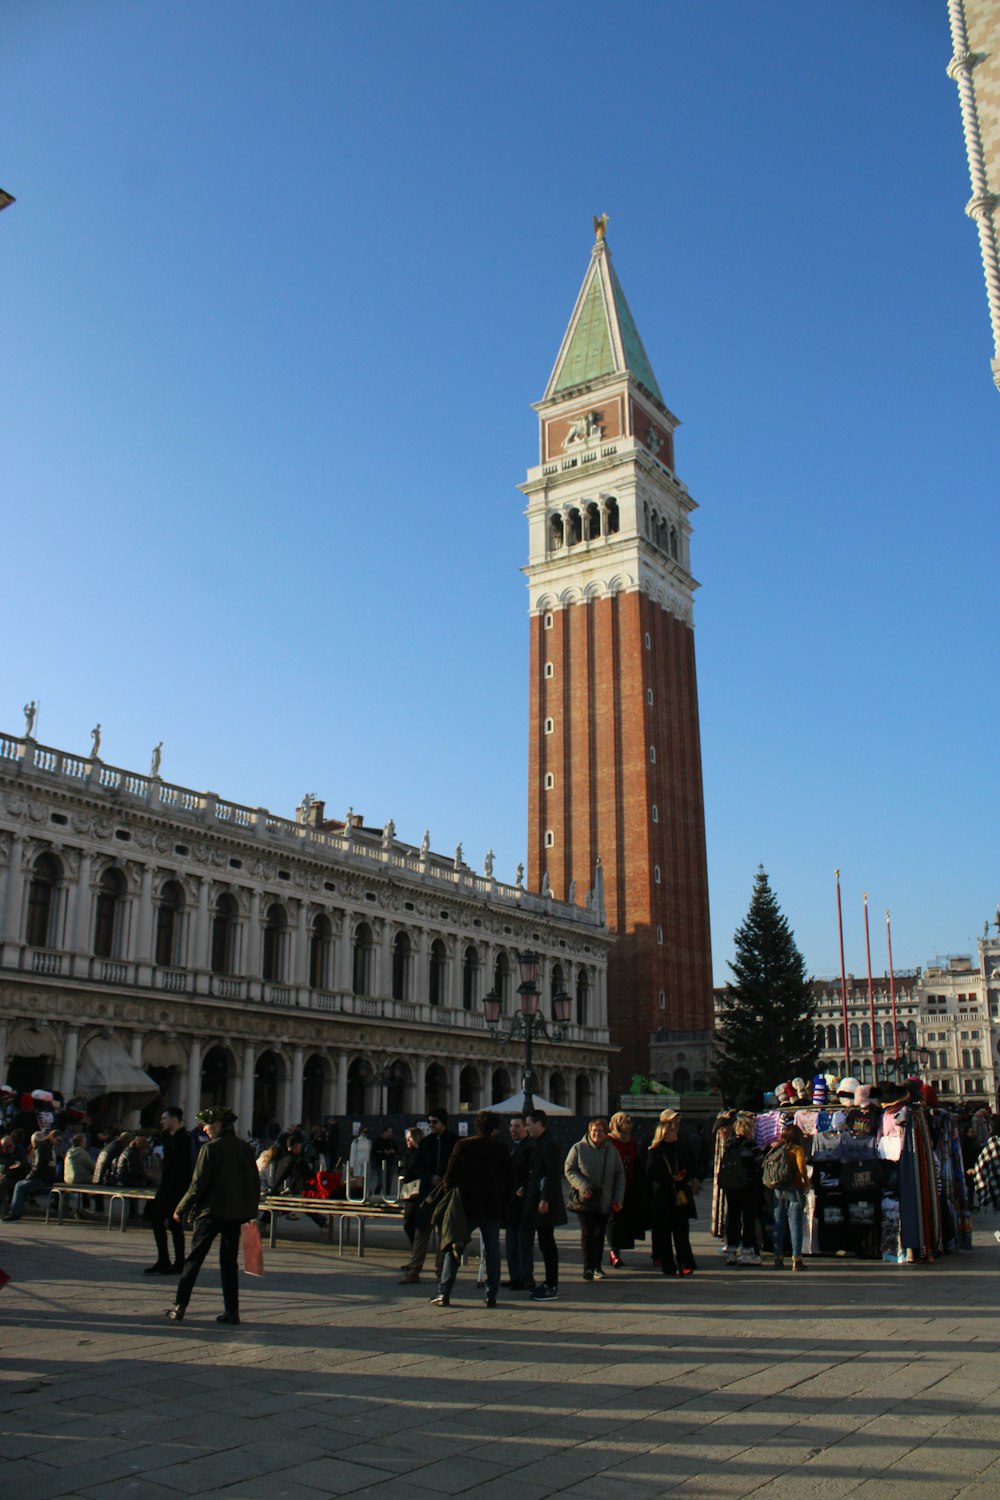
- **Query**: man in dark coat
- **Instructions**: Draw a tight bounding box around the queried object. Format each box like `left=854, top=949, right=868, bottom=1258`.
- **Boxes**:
left=0, top=1134, right=29, bottom=1217
left=166, top=1107, right=260, bottom=1325
left=144, top=1106, right=192, bottom=1276
left=432, top=1111, right=514, bottom=1307
left=398, top=1108, right=457, bottom=1284
left=524, top=1110, right=567, bottom=1301
left=504, top=1113, right=535, bottom=1290
left=3, top=1129, right=58, bottom=1220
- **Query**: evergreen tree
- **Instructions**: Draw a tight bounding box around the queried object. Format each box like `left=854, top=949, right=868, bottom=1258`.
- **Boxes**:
left=713, top=865, right=817, bottom=1105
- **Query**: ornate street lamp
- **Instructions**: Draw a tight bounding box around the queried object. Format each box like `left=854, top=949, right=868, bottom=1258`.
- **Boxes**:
left=483, top=950, right=571, bottom=1113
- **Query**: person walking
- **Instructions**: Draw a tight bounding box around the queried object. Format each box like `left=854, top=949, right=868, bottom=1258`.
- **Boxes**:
left=398, top=1110, right=457, bottom=1284
left=145, top=1106, right=192, bottom=1276
left=432, top=1111, right=514, bottom=1307
left=646, top=1108, right=701, bottom=1276
left=607, top=1111, right=645, bottom=1268
left=504, top=1113, right=535, bottom=1290
left=564, top=1117, right=625, bottom=1281
left=165, top=1106, right=260, bottom=1326
left=524, top=1110, right=567, bottom=1301
left=720, top=1114, right=763, bottom=1265
left=349, top=1126, right=372, bottom=1196
left=371, top=1125, right=399, bottom=1198
left=767, top=1121, right=809, bottom=1270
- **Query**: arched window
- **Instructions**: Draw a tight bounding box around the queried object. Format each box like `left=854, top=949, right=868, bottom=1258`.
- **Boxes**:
left=392, top=931, right=412, bottom=1001
left=849, top=1023, right=860, bottom=1051
left=861, top=1022, right=871, bottom=1049
left=494, top=951, right=511, bottom=1012
left=673, top=1067, right=691, bottom=1092
left=462, top=945, right=480, bottom=1011
left=575, top=1074, right=592, bottom=1114
left=548, top=513, right=564, bottom=551
left=94, top=868, right=125, bottom=959
left=211, top=893, right=238, bottom=975
left=973, top=1048, right=982, bottom=1069
left=544, top=830, right=554, bottom=847
left=815, top=1026, right=825, bottom=1051
left=429, top=938, right=447, bottom=1007
left=827, top=1024, right=838, bottom=1049
left=26, top=851, right=60, bottom=948
left=551, top=963, right=565, bottom=1008
left=567, top=508, right=582, bottom=546
left=262, top=903, right=286, bottom=983
left=155, top=880, right=183, bottom=968
left=424, top=1061, right=447, bottom=1114
left=544, top=772, right=554, bottom=790
left=874, top=1021, right=883, bottom=1048
left=549, top=1071, right=568, bottom=1108
left=838, top=1024, right=845, bottom=1047
left=253, top=1049, right=280, bottom=1136
left=347, top=1057, right=370, bottom=1115
left=669, top=525, right=678, bottom=560
left=309, top=913, right=332, bottom=990
left=459, top=1066, right=480, bottom=1111
left=353, top=921, right=374, bottom=996
left=605, top=497, right=619, bottom=534
left=585, top=501, right=601, bottom=540
left=907, top=1021, right=917, bottom=1047
left=962, top=1049, right=972, bottom=1069
left=491, top=1067, right=513, bottom=1104
left=200, top=1045, right=231, bottom=1111
left=302, top=1054, right=327, bottom=1130
left=576, top=968, right=590, bottom=1025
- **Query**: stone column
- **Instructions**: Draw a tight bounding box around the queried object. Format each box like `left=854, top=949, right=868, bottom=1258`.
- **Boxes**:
left=378, top=920, right=393, bottom=1000
left=246, top=890, right=261, bottom=977
left=413, top=1056, right=428, bottom=1116
left=239, top=1042, right=255, bottom=1135
left=295, top=903, right=310, bottom=989
left=450, top=1059, right=462, bottom=1116
left=450, top=940, right=463, bottom=1011
left=185, top=1037, right=203, bottom=1121
left=1, top=834, right=27, bottom=948
left=288, top=1045, right=304, bottom=1126
left=414, top=928, right=430, bottom=1005
left=135, top=864, right=155, bottom=964
left=339, top=912, right=354, bottom=992
left=60, top=1026, right=80, bottom=1098
left=276, top=1051, right=290, bottom=1127
left=335, top=1052, right=348, bottom=1115
left=192, top=879, right=210, bottom=965
left=69, top=851, right=94, bottom=976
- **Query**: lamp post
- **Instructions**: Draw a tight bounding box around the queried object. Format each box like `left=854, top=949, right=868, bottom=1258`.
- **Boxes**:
left=482, top=950, right=571, bottom=1113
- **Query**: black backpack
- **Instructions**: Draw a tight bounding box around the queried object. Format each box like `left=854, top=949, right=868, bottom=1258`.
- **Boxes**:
left=717, top=1143, right=751, bottom=1193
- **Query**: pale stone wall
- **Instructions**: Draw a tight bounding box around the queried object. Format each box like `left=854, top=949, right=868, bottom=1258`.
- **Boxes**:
left=948, top=0, right=1000, bottom=389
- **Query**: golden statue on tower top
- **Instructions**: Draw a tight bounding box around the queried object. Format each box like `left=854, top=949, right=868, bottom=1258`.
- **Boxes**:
left=593, top=213, right=609, bottom=241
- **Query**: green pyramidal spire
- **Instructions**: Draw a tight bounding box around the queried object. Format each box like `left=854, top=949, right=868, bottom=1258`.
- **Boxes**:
left=546, top=220, right=664, bottom=404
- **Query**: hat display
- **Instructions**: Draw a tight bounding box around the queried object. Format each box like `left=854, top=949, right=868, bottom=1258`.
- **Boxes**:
left=878, top=1082, right=910, bottom=1109
left=811, top=1074, right=828, bottom=1106
left=837, top=1076, right=860, bottom=1099
left=854, top=1084, right=873, bottom=1108
left=775, top=1082, right=794, bottom=1106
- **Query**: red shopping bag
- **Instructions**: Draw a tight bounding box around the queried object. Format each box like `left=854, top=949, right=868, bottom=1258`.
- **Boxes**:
left=241, top=1220, right=264, bottom=1277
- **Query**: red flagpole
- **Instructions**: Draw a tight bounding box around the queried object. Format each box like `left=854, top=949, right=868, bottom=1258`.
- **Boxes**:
left=863, top=893, right=877, bottom=1082
left=886, top=909, right=900, bottom=1071
left=836, top=870, right=851, bottom=1075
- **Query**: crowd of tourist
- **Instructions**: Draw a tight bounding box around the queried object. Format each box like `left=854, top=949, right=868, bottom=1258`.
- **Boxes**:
left=3, top=1077, right=998, bottom=1316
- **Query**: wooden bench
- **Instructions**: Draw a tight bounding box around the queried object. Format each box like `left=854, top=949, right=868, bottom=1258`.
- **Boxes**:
left=45, top=1183, right=157, bottom=1233
left=259, top=1195, right=403, bottom=1257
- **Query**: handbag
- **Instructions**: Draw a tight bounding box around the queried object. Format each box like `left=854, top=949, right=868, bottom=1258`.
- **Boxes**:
left=241, top=1220, right=264, bottom=1277
left=399, top=1178, right=421, bottom=1201
left=567, top=1187, right=601, bottom=1214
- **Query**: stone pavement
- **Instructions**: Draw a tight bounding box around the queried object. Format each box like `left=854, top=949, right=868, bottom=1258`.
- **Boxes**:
left=2, top=1207, right=1000, bottom=1500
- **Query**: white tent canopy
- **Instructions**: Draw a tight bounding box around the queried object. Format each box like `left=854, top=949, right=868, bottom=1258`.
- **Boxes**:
left=491, top=1089, right=574, bottom=1116
left=77, top=1036, right=159, bottom=1104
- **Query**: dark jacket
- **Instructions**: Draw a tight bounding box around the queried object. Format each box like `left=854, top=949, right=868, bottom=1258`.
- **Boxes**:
left=443, top=1133, right=515, bottom=1223
left=523, top=1130, right=568, bottom=1229
left=271, top=1148, right=311, bottom=1197
left=647, top=1135, right=700, bottom=1225
left=0, top=1142, right=29, bottom=1186
left=414, top=1127, right=457, bottom=1192
left=507, top=1134, right=535, bottom=1227
left=155, top=1128, right=192, bottom=1210
left=175, top=1130, right=260, bottom=1222
left=29, top=1139, right=58, bottom=1187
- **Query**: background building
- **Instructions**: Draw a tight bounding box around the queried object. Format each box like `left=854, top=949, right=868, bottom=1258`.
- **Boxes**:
left=0, top=727, right=611, bottom=1130
left=522, top=224, right=714, bottom=1097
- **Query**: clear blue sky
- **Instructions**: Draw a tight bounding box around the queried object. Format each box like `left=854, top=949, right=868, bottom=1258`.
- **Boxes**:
left=3, top=3, right=996, bottom=984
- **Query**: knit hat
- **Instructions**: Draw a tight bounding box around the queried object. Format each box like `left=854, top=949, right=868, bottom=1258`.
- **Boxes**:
left=790, top=1076, right=809, bottom=1101
left=837, top=1076, right=860, bottom=1100
left=775, top=1082, right=794, bottom=1106
left=854, top=1084, right=873, bottom=1107
left=811, top=1074, right=828, bottom=1106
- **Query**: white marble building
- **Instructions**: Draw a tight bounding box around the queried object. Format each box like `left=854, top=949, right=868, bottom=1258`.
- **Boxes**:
left=0, top=727, right=612, bottom=1130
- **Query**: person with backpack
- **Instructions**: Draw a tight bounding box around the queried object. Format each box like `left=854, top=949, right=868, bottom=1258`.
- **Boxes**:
left=717, top=1114, right=762, bottom=1265
left=765, top=1121, right=809, bottom=1270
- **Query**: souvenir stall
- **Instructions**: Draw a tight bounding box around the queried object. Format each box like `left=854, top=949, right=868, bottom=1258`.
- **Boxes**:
left=714, top=1072, right=975, bottom=1265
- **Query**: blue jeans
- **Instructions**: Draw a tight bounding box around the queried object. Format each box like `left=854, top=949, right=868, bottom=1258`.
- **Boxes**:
left=6, top=1176, right=52, bottom=1219
left=439, top=1218, right=500, bottom=1300
left=772, top=1189, right=805, bottom=1257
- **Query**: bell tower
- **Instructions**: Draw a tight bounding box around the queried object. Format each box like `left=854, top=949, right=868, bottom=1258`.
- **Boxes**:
left=521, top=218, right=713, bottom=1097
